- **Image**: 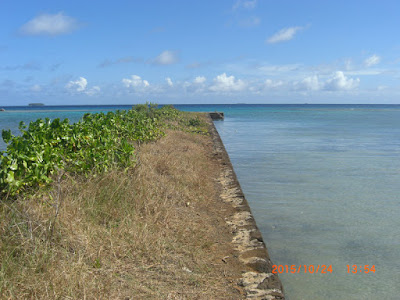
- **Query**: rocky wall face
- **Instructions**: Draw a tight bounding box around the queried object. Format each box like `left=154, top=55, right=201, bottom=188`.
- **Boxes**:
left=209, top=112, right=224, bottom=120
left=208, top=113, right=285, bottom=300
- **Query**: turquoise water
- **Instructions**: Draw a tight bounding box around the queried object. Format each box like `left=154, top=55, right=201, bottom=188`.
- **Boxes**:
left=1, top=104, right=400, bottom=299
left=212, top=105, right=400, bottom=300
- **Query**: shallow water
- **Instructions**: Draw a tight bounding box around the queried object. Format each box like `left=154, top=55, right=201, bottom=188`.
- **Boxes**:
left=212, top=105, right=400, bottom=299
left=1, top=104, right=399, bottom=299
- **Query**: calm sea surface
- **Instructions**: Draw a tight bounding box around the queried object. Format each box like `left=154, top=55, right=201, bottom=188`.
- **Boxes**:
left=1, top=104, right=400, bottom=299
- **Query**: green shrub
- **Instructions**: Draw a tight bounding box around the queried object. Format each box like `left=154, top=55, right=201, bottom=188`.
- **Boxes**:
left=0, top=104, right=185, bottom=197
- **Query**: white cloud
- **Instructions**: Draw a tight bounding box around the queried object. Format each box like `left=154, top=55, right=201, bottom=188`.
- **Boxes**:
left=85, top=86, right=100, bottom=96
left=194, top=76, right=206, bottom=84
left=364, top=54, right=381, bottom=67
left=20, top=12, right=79, bottom=36
left=210, top=73, right=246, bottom=92
left=65, top=77, right=100, bottom=95
left=182, top=76, right=208, bottom=94
left=290, top=72, right=359, bottom=92
left=166, top=77, right=173, bottom=87
left=66, top=77, right=87, bottom=92
left=267, top=26, right=303, bottom=44
left=265, top=79, right=284, bottom=89
left=233, top=0, right=258, bottom=10
left=30, top=84, right=42, bottom=92
left=153, top=50, right=179, bottom=65
left=122, top=75, right=150, bottom=89
left=294, top=76, right=320, bottom=91
left=324, top=71, right=360, bottom=91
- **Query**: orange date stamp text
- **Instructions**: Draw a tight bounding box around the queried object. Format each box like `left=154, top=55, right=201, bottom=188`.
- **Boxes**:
left=272, top=264, right=333, bottom=274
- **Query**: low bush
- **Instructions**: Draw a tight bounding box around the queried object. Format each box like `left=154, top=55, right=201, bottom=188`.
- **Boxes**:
left=0, top=104, right=207, bottom=197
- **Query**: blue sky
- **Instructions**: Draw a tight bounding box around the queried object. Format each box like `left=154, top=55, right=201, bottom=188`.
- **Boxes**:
left=1, top=0, right=400, bottom=105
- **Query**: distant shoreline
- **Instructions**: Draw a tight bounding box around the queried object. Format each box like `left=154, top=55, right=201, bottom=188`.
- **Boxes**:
left=3, top=103, right=400, bottom=109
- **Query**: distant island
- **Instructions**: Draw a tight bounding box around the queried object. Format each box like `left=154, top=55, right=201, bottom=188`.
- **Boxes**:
left=29, top=103, right=45, bottom=106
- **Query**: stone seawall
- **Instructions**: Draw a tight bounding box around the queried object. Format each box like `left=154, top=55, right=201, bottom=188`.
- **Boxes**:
left=208, top=114, right=285, bottom=300
left=209, top=112, right=224, bottom=120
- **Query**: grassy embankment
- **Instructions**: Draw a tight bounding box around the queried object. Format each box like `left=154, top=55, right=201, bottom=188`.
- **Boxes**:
left=0, top=105, right=242, bottom=299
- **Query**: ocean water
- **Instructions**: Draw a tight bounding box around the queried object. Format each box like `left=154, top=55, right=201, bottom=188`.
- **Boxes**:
left=1, top=104, right=399, bottom=299
left=212, top=105, right=400, bottom=300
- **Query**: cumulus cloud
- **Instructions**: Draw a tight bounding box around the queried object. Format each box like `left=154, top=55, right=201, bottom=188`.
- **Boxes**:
left=265, top=79, right=284, bottom=89
left=267, top=26, right=303, bottom=44
left=290, top=72, right=359, bottom=92
left=122, top=75, right=150, bottom=89
left=166, top=77, right=173, bottom=87
left=364, top=54, right=381, bottom=67
left=194, top=76, right=206, bottom=84
left=20, top=12, right=80, bottom=36
left=152, top=50, right=179, bottom=65
left=324, top=71, right=360, bottom=91
left=209, top=73, right=246, bottom=92
left=65, top=77, right=100, bottom=95
left=182, top=76, right=208, bottom=94
left=233, top=0, right=258, bottom=10
left=294, top=76, right=320, bottom=91
left=85, top=86, right=101, bottom=96
left=66, top=77, right=87, bottom=92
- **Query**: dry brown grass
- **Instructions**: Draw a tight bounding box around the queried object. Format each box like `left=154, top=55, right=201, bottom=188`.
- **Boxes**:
left=0, top=124, right=243, bottom=299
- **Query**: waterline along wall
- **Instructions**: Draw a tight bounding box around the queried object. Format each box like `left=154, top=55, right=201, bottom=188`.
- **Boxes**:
left=208, top=113, right=285, bottom=299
